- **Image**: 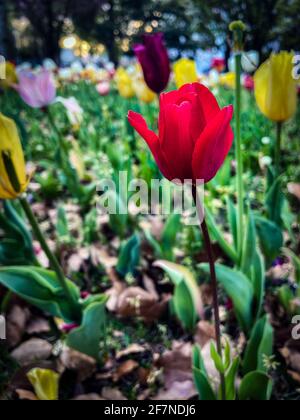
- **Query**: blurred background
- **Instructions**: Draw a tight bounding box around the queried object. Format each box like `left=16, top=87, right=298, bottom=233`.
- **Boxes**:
left=0, top=0, right=299, bottom=68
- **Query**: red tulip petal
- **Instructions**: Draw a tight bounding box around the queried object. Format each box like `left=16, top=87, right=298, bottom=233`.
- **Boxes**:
left=160, top=101, right=194, bottom=181
left=179, top=83, right=220, bottom=122
left=127, top=111, right=172, bottom=180
left=192, top=106, right=234, bottom=183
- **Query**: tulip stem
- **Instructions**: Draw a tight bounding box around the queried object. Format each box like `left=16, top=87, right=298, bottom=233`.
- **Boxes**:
left=192, top=185, right=226, bottom=401
left=234, top=52, right=244, bottom=263
left=19, top=196, right=81, bottom=322
left=275, top=122, right=283, bottom=176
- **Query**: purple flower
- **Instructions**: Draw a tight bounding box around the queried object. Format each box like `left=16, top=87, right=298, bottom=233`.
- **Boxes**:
left=134, top=33, right=171, bottom=94
left=15, top=70, right=56, bottom=109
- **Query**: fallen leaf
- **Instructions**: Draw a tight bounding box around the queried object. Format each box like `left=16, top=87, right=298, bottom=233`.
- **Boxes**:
left=101, top=387, right=127, bottom=400
left=72, top=394, right=104, bottom=400
left=59, top=346, right=97, bottom=381
left=113, top=360, right=139, bottom=382
left=26, top=317, right=51, bottom=335
left=194, top=321, right=216, bottom=348
left=11, top=339, right=53, bottom=366
left=15, top=389, right=38, bottom=401
left=6, top=305, right=31, bottom=348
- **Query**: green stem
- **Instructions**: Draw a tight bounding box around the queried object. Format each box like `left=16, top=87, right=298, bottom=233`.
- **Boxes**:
left=234, top=53, right=244, bottom=263
left=192, top=186, right=226, bottom=401
left=275, top=122, right=283, bottom=177
left=19, top=196, right=81, bottom=322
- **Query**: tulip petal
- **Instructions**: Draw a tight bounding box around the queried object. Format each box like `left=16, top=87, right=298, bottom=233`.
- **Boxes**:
left=192, top=106, right=234, bottom=183
left=179, top=83, right=220, bottom=122
left=160, top=101, right=195, bottom=180
left=127, top=111, right=172, bottom=180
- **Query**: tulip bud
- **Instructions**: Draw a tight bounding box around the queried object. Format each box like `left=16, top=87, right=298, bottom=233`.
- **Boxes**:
left=229, top=20, right=246, bottom=52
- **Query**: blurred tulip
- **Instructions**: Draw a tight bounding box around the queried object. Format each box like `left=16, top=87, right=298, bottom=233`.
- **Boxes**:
left=15, top=70, right=56, bottom=109
left=241, top=51, right=259, bottom=73
left=211, top=57, right=225, bottom=73
left=56, top=97, right=84, bottom=128
left=0, top=113, right=29, bottom=199
left=115, top=67, right=135, bottom=99
left=219, top=72, right=236, bottom=89
left=174, top=58, right=198, bottom=88
left=43, top=58, right=57, bottom=72
left=27, top=368, right=59, bottom=401
left=134, top=33, right=170, bottom=94
left=243, top=74, right=254, bottom=91
left=0, top=61, right=18, bottom=89
left=97, top=81, right=110, bottom=96
left=128, top=83, right=234, bottom=183
left=131, top=64, right=156, bottom=103
left=254, top=52, right=297, bottom=122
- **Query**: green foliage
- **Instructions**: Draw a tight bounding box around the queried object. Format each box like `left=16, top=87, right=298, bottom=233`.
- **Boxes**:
left=255, top=216, right=283, bottom=267
left=0, top=266, right=80, bottom=323
left=66, top=296, right=107, bottom=360
left=238, top=371, right=272, bottom=401
left=155, top=260, right=202, bottom=331
left=116, top=233, right=141, bottom=277
left=0, top=201, right=37, bottom=266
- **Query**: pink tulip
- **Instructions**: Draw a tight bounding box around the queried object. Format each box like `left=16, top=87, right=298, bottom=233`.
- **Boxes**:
left=15, top=70, right=56, bottom=109
left=96, top=81, right=110, bottom=96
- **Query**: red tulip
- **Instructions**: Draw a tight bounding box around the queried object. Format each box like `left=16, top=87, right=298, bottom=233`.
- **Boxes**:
left=134, top=33, right=170, bottom=94
left=128, top=83, right=234, bottom=183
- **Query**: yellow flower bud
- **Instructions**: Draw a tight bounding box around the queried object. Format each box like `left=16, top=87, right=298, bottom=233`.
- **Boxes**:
left=0, top=113, right=29, bottom=199
left=27, top=368, right=59, bottom=401
left=254, top=52, right=297, bottom=122
left=174, top=58, right=198, bottom=89
left=115, top=67, right=135, bottom=99
left=131, top=64, right=156, bottom=103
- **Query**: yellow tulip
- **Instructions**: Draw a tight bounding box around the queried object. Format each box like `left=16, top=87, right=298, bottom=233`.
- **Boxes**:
left=0, top=113, right=29, bottom=199
left=115, top=67, right=135, bottom=99
left=174, top=58, right=198, bottom=88
left=219, top=72, right=236, bottom=89
left=131, top=64, right=156, bottom=103
left=254, top=52, right=297, bottom=122
left=0, top=61, right=18, bottom=89
left=27, top=368, right=59, bottom=401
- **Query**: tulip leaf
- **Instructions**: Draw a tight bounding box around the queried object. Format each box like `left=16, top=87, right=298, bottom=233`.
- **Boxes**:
left=66, top=296, right=107, bottom=360
left=226, top=197, right=238, bottom=250
left=250, top=251, right=265, bottom=320
left=265, top=176, right=284, bottom=227
left=205, top=206, right=238, bottom=264
left=283, top=248, right=300, bottom=286
left=239, top=371, right=272, bottom=401
left=241, top=208, right=257, bottom=277
left=27, top=368, right=59, bottom=401
left=155, top=260, right=203, bottom=331
left=243, top=316, right=274, bottom=375
left=255, top=216, right=283, bottom=267
left=225, top=357, right=240, bottom=401
left=116, top=233, right=141, bottom=276
left=192, top=345, right=216, bottom=401
left=0, top=266, right=80, bottom=323
left=200, top=263, right=254, bottom=334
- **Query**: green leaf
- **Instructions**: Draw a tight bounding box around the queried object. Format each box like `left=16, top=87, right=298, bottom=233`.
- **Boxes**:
left=227, top=197, right=238, bottom=250
left=66, top=296, right=107, bottom=360
left=265, top=176, right=284, bottom=226
left=225, top=357, right=240, bottom=401
left=205, top=206, right=238, bottom=264
left=239, top=371, right=272, bottom=401
left=116, top=233, right=141, bottom=277
left=0, top=266, right=80, bottom=323
left=155, top=261, right=203, bottom=331
left=241, top=208, right=257, bottom=277
left=210, top=342, right=225, bottom=374
left=283, top=248, right=300, bottom=286
left=250, top=251, right=266, bottom=321
left=192, top=346, right=216, bottom=401
left=255, top=216, right=283, bottom=267
left=243, top=316, right=274, bottom=375
left=200, top=263, right=254, bottom=334
left=161, top=214, right=181, bottom=260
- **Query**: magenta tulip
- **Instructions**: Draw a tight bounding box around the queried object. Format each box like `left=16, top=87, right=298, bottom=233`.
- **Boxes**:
left=134, top=33, right=171, bottom=94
